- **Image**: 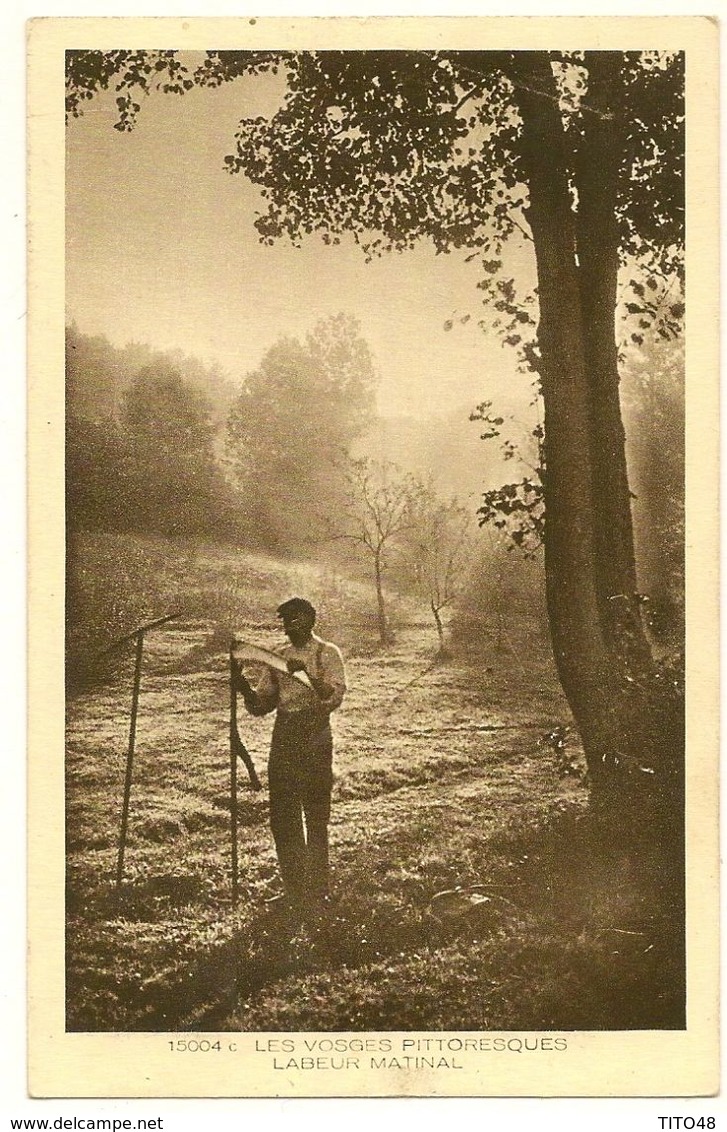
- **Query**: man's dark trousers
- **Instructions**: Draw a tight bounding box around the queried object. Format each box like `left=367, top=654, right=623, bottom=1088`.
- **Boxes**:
left=268, top=708, right=333, bottom=906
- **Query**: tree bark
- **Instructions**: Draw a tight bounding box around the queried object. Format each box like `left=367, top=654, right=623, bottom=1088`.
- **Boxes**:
left=574, top=52, right=655, bottom=680
left=508, top=53, right=626, bottom=788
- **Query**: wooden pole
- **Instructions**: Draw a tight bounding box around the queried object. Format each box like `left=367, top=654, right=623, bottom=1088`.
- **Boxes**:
left=116, top=629, right=145, bottom=890
left=229, top=646, right=239, bottom=905
left=99, top=612, right=180, bottom=663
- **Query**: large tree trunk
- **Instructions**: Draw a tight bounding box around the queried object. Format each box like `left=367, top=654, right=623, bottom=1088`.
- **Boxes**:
left=508, top=54, right=683, bottom=805
left=508, top=53, right=628, bottom=791
left=571, top=56, right=680, bottom=799
left=574, top=52, right=655, bottom=681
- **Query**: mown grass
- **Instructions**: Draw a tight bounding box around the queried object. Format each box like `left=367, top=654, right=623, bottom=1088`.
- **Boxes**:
left=65, top=532, right=684, bottom=1034
left=225, top=797, right=681, bottom=1033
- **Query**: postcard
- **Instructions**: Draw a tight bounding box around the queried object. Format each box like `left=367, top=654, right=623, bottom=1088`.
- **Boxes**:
left=27, top=15, right=719, bottom=1098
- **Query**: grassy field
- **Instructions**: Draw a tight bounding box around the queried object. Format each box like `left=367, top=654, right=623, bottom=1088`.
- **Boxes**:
left=65, top=533, right=685, bottom=1033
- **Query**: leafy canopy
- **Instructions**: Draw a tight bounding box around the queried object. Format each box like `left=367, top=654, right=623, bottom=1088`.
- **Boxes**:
left=66, top=49, right=684, bottom=274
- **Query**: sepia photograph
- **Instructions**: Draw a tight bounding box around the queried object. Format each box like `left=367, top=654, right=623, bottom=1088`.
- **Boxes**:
left=27, top=15, right=718, bottom=1098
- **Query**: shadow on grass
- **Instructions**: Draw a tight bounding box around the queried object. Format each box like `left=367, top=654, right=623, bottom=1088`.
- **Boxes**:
left=67, top=872, right=206, bottom=921
left=67, top=799, right=685, bottom=1033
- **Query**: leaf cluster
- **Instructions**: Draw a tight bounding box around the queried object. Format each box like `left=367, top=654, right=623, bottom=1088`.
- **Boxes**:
left=477, top=479, right=545, bottom=557
left=66, top=50, right=197, bottom=129
left=619, top=258, right=684, bottom=352
left=469, top=396, right=545, bottom=556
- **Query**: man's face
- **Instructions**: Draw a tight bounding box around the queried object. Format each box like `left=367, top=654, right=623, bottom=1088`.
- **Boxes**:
left=281, top=610, right=315, bottom=645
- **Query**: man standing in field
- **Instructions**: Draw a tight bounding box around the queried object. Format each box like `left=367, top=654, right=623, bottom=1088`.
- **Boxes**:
left=235, top=597, right=346, bottom=917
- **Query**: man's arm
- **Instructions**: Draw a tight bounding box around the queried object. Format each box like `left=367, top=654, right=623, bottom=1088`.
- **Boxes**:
left=287, top=645, right=346, bottom=711
left=235, top=662, right=278, bottom=716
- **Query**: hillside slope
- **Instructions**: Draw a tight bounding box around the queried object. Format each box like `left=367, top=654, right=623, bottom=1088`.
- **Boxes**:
left=64, top=545, right=683, bottom=1033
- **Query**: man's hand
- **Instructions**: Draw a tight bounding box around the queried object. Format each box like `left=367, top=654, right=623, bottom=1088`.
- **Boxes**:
left=233, top=661, right=255, bottom=698
left=285, top=658, right=332, bottom=703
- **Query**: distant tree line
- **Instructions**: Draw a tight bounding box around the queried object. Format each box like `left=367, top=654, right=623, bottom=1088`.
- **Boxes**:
left=226, top=312, right=378, bottom=550
left=67, top=305, right=682, bottom=656
left=67, top=359, right=239, bottom=540
left=67, top=314, right=485, bottom=654
left=66, top=314, right=379, bottom=548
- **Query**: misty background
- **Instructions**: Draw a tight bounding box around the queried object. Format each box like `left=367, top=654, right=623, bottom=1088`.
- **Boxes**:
left=65, top=58, right=683, bottom=653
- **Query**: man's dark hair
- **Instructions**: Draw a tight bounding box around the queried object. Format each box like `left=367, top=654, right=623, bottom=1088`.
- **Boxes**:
left=277, top=596, right=316, bottom=621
